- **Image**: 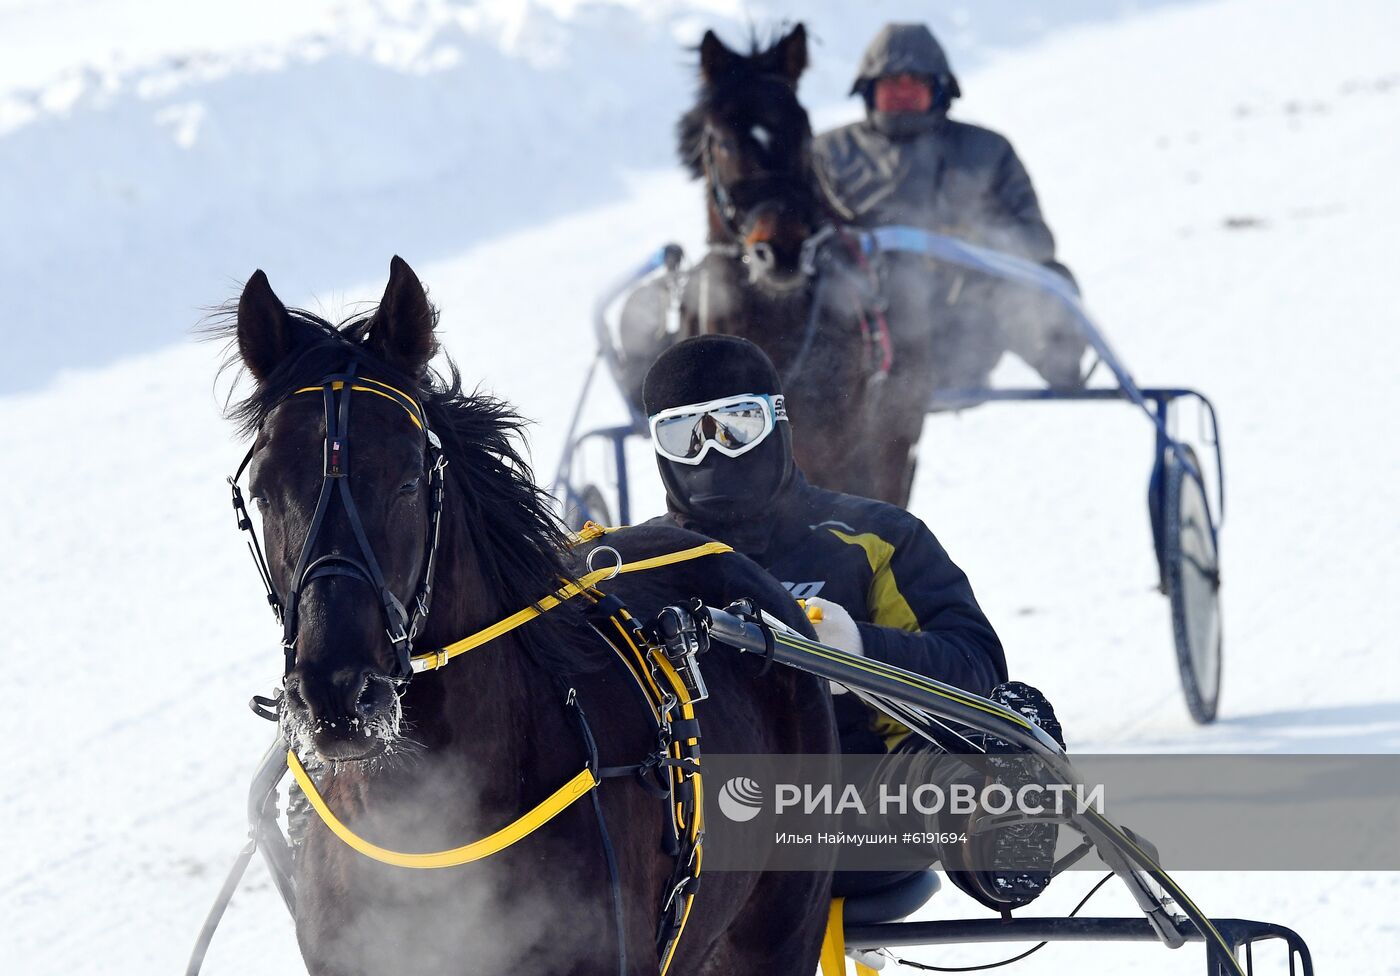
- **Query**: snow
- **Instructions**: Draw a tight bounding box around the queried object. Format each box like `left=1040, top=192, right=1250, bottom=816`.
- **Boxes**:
left=1, top=0, right=1397, bottom=972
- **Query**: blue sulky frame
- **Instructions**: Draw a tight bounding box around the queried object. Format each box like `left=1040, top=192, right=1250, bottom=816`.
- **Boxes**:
left=926, top=384, right=1224, bottom=594
left=550, top=245, right=673, bottom=528
left=871, top=225, right=1226, bottom=580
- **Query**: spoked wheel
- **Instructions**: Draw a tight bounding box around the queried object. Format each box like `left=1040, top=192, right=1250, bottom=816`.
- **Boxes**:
left=1164, top=445, right=1222, bottom=724
left=564, top=483, right=612, bottom=532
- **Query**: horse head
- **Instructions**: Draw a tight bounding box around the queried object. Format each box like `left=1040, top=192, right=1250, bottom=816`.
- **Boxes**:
left=229, top=258, right=445, bottom=761
left=679, top=25, right=820, bottom=287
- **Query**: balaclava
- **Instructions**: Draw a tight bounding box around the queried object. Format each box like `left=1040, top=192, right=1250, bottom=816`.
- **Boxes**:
left=642, top=335, right=795, bottom=530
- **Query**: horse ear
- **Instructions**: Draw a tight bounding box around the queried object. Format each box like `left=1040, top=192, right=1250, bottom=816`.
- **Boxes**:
left=237, top=269, right=307, bottom=382
left=773, top=23, right=807, bottom=87
left=368, top=255, right=438, bottom=377
left=699, top=30, right=736, bottom=84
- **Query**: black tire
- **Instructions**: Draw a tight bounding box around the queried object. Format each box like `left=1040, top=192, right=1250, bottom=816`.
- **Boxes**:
left=564, top=483, right=612, bottom=532
left=1164, top=445, right=1223, bottom=724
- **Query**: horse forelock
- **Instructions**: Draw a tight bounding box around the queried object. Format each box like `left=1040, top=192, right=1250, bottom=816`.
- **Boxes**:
left=677, top=38, right=812, bottom=181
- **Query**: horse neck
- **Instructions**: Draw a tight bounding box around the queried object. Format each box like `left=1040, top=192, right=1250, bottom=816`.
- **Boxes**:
left=689, top=248, right=817, bottom=336
left=394, top=477, right=555, bottom=784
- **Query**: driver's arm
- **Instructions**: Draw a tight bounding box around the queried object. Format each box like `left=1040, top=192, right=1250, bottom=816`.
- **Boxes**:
left=986, top=137, right=1075, bottom=285
left=840, top=515, right=1008, bottom=696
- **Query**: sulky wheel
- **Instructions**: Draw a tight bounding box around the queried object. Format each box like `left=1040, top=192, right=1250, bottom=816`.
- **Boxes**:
left=564, top=483, right=613, bottom=532
left=1164, top=445, right=1223, bottom=724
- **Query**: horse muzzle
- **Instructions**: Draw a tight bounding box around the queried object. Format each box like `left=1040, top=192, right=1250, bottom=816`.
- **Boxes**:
left=284, top=666, right=402, bottom=762
left=741, top=207, right=811, bottom=289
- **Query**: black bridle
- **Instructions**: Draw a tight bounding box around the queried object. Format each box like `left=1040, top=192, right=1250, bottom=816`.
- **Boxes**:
left=229, top=364, right=448, bottom=681
left=700, top=122, right=819, bottom=245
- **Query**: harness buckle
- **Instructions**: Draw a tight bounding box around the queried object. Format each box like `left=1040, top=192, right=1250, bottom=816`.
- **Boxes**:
left=799, top=224, right=837, bottom=278
left=323, top=437, right=347, bottom=477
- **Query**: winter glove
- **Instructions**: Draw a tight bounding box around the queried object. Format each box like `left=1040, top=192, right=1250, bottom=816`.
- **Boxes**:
left=804, top=597, right=864, bottom=656
left=804, top=597, right=864, bottom=696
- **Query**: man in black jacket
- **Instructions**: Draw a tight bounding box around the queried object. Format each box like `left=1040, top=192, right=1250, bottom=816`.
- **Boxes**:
left=642, top=334, right=1064, bottom=909
left=815, top=22, right=1086, bottom=390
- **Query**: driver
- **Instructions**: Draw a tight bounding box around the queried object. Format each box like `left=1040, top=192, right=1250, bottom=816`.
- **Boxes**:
left=814, top=23, right=1087, bottom=391
left=642, top=334, right=1066, bottom=910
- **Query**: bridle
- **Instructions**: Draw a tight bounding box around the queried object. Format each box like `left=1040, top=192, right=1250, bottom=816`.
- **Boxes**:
left=700, top=121, right=819, bottom=254
left=695, top=139, right=896, bottom=382
left=229, top=364, right=448, bottom=681
left=212, top=368, right=722, bottom=976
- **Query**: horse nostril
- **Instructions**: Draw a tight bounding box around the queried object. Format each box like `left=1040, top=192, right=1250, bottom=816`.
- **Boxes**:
left=353, top=673, right=373, bottom=719
left=284, top=678, right=308, bottom=713
left=354, top=674, right=391, bottom=720
left=744, top=211, right=779, bottom=245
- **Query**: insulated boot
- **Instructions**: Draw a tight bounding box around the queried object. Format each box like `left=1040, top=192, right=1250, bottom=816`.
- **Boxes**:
left=947, top=681, right=1066, bottom=911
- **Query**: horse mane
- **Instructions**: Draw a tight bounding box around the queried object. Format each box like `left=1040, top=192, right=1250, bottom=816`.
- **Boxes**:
left=206, top=305, right=608, bottom=673
left=676, top=31, right=812, bottom=180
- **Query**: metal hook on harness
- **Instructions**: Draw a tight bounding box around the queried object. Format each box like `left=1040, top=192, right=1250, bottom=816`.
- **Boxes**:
left=586, top=545, right=623, bottom=581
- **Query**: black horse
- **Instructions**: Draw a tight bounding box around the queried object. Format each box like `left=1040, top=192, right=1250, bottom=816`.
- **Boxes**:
left=217, top=257, right=836, bottom=975
left=667, top=25, right=920, bottom=506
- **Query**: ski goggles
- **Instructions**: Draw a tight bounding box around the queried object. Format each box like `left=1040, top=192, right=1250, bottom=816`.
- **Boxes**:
left=648, top=393, right=788, bottom=466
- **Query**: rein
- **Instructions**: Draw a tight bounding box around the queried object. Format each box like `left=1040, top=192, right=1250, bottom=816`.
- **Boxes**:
left=287, top=529, right=728, bottom=869
left=280, top=527, right=719, bottom=975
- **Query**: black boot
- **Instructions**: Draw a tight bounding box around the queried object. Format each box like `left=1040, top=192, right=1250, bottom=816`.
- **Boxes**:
left=946, top=681, right=1066, bottom=911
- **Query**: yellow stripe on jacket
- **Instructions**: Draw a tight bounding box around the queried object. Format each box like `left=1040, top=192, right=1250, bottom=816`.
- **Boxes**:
left=828, top=528, right=918, bottom=749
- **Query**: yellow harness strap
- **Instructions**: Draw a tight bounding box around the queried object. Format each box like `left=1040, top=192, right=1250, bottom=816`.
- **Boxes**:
left=292, top=378, right=426, bottom=430
left=819, top=898, right=879, bottom=976
left=410, top=538, right=732, bottom=673
left=288, top=750, right=597, bottom=869
left=598, top=597, right=705, bottom=976
left=291, top=529, right=730, bottom=873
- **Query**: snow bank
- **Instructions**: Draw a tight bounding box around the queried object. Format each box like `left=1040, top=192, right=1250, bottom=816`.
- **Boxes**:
left=0, top=0, right=1184, bottom=392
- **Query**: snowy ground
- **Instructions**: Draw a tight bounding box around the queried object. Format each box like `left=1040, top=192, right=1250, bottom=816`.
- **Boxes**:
left=1, top=0, right=1397, bottom=973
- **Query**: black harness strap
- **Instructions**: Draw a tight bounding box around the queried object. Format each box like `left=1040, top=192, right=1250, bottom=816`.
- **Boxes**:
left=701, top=123, right=819, bottom=243
left=228, top=365, right=447, bottom=683
left=283, top=366, right=412, bottom=677
left=578, top=592, right=705, bottom=969
left=553, top=676, right=627, bottom=976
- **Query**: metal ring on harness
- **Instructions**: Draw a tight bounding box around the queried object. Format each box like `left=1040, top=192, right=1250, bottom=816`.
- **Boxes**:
left=586, top=545, right=624, bottom=581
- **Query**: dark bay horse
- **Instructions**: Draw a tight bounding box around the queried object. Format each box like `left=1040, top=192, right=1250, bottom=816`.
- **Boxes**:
left=671, top=26, right=919, bottom=505
left=218, top=257, right=836, bottom=975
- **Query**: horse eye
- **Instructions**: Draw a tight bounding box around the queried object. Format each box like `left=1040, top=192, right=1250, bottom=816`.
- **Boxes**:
left=398, top=478, right=421, bottom=495
left=251, top=495, right=269, bottom=512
